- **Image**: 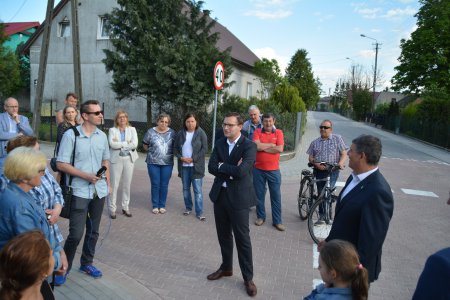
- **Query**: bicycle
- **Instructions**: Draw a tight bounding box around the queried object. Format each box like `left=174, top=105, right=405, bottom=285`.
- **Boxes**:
left=297, top=161, right=339, bottom=244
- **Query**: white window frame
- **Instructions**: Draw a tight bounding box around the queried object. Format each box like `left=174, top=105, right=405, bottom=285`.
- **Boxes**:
left=97, top=16, right=110, bottom=40
left=58, top=17, right=70, bottom=38
left=246, top=82, right=253, bottom=99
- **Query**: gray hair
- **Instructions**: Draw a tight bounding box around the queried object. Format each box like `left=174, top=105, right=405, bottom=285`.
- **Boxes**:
left=352, top=135, right=382, bottom=165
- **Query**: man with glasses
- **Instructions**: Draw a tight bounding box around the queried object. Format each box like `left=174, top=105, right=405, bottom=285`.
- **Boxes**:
left=0, top=97, right=34, bottom=174
left=56, top=100, right=110, bottom=285
left=306, top=120, right=347, bottom=223
left=207, top=112, right=258, bottom=297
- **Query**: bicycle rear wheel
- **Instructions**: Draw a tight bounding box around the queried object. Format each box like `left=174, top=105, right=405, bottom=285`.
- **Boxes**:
left=298, top=177, right=313, bottom=220
left=308, top=197, right=333, bottom=244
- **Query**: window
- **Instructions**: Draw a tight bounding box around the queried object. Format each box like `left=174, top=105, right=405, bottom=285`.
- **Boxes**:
left=98, top=16, right=110, bottom=39
left=246, top=82, right=253, bottom=98
left=58, top=17, right=70, bottom=37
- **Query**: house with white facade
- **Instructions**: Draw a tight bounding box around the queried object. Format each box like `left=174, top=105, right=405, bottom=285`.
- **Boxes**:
left=23, top=0, right=261, bottom=121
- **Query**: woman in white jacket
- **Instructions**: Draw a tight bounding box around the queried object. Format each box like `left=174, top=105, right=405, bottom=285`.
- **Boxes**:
left=108, top=110, right=139, bottom=218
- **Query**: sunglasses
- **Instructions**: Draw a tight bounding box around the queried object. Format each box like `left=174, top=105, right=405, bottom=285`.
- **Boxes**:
left=319, top=126, right=331, bottom=130
left=85, top=111, right=103, bottom=116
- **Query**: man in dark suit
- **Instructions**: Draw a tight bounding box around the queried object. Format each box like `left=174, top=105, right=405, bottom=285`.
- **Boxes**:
left=207, top=112, right=257, bottom=297
left=321, top=134, right=394, bottom=283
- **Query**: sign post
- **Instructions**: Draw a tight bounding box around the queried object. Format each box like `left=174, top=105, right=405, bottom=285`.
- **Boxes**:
left=212, top=61, right=224, bottom=150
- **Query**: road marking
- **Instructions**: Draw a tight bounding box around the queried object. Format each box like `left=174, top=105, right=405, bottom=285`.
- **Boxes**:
left=313, top=278, right=323, bottom=289
left=401, top=189, right=438, bottom=197
left=313, top=244, right=319, bottom=269
left=335, top=181, right=346, bottom=187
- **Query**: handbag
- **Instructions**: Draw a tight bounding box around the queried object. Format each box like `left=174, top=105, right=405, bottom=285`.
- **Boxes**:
left=59, top=127, right=79, bottom=219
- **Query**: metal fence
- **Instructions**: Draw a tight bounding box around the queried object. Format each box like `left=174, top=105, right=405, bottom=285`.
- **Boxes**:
left=37, top=108, right=305, bottom=153
left=378, top=115, right=449, bottom=149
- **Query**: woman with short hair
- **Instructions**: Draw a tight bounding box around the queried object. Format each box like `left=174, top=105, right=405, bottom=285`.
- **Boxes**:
left=142, top=113, right=175, bottom=214
left=108, top=110, right=138, bottom=218
left=0, top=147, right=67, bottom=278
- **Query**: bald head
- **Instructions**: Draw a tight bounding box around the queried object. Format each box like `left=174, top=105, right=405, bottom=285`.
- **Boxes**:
left=4, top=97, right=19, bottom=116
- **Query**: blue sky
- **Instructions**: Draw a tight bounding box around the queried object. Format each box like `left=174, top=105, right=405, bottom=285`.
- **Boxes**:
left=1, top=0, right=420, bottom=96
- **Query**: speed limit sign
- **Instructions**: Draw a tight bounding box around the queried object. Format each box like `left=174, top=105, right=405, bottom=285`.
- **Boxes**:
left=213, top=61, right=224, bottom=90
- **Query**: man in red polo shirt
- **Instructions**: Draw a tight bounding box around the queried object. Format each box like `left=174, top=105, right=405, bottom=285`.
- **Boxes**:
left=253, top=113, right=285, bottom=231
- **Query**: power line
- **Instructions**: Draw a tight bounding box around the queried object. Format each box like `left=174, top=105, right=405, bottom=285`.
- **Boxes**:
left=8, top=0, right=29, bottom=22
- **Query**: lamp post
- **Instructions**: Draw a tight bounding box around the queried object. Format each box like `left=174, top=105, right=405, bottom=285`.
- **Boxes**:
left=360, top=34, right=381, bottom=114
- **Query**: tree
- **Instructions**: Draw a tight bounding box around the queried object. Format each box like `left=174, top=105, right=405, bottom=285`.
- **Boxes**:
left=352, top=89, right=372, bottom=120
left=103, top=0, right=232, bottom=124
left=285, top=49, right=320, bottom=110
left=253, top=58, right=282, bottom=99
left=270, top=81, right=306, bottom=113
left=391, top=0, right=450, bottom=95
left=0, top=24, right=22, bottom=99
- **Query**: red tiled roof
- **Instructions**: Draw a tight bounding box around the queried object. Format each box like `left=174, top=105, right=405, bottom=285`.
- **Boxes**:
left=4, top=22, right=40, bottom=36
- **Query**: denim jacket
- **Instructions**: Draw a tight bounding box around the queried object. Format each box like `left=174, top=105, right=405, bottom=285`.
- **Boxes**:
left=0, top=181, right=62, bottom=270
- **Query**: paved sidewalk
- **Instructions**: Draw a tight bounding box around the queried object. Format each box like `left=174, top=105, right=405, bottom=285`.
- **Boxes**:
left=35, top=112, right=448, bottom=300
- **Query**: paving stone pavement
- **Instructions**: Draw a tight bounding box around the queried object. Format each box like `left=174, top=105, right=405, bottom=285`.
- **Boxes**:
left=36, top=112, right=448, bottom=300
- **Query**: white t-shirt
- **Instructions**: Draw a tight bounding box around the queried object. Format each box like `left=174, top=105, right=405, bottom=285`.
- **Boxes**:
left=182, top=131, right=194, bottom=166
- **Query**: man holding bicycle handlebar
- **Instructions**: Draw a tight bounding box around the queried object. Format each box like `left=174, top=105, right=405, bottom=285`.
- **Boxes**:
left=307, top=120, right=347, bottom=222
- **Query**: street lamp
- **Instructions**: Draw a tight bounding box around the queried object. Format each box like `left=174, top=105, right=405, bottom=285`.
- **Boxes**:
left=360, top=34, right=381, bottom=114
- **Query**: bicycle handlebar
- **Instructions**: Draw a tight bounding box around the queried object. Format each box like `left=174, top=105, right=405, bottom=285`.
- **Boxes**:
left=308, top=161, right=340, bottom=172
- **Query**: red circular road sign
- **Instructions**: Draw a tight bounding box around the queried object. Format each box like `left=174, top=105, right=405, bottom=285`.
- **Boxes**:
left=213, top=61, right=225, bottom=90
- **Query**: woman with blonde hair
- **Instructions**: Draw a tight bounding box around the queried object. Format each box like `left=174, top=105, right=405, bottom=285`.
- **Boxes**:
left=0, top=231, right=55, bottom=300
left=0, top=147, right=68, bottom=280
left=108, top=110, right=138, bottom=218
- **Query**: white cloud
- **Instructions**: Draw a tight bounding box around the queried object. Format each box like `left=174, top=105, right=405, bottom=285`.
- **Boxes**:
left=245, top=0, right=298, bottom=20
left=382, top=7, right=417, bottom=19
left=359, top=49, right=375, bottom=59
left=244, top=10, right=292, bottom=19
left=252, top=47, right=290, bottom=74
left=354, top=7, right=383, bottom=19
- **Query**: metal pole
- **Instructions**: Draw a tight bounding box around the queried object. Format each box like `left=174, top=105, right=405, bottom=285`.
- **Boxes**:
left=211, top=90, right=218, bottom=150
left=372, top=42, right=379, bottom=113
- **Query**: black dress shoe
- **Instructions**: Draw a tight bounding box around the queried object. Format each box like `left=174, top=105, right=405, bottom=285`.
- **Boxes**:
left=110, top=213, right=116, bottom=219
left=244, top=280, right=257, bottom=297
left=122, top=209, right=132, bottom=217
left=206, top=269, right=232, bottom=280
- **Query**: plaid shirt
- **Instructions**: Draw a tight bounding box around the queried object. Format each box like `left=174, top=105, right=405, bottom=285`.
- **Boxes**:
left=306, top=134, right=347, bottom=164
left=28, top=168, right=64, bottom=243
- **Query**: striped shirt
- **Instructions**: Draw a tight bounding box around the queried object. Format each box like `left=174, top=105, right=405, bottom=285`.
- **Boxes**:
left=306, top=134, right=347, bottom=164
left=28, top=168, right=64, bottom=243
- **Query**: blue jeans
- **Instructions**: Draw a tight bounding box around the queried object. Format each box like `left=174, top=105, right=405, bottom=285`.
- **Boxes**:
left=147, top=164, right=173, bottom=209
left=253, top=168, right=282, bottom=225
left=181, top=167, right=203, bottom=217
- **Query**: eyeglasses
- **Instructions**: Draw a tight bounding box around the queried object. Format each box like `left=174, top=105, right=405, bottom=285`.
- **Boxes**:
left=85, top=111, right=103, bottom=116
left=6, top=105, right=18, bottom=108
left=222, top=123, right=239, bottom=128
left=319, top=126, right=331, bottom=130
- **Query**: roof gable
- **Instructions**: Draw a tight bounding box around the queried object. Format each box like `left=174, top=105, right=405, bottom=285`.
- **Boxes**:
left=4, top=22, right=40, bottom=36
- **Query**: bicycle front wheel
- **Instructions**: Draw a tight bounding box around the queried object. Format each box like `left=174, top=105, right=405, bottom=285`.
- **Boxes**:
left=298, top=177, right=313, bottom=220
left=307, top=197, right=333, bottom=244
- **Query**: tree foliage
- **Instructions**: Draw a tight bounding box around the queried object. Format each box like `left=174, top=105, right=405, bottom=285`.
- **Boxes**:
left=285, top=49, right=320, bottom=110
left=270, top=80, right=306, bottom=113
left=391, top=0, right=450, bottom=95
left=0, top=24, right=22, bottom=99
left=352, top=89, right=372, bottom=120
left=253, top=58, right=282, bottom=100
left=102, top=0, right=232, bottom=123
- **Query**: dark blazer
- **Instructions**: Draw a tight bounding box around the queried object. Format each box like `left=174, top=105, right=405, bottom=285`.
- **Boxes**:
left=326, top=169, right=394, bottom=282
left=208, top=135, right=256, bottom=210
left=412, top=247, right=450, bottom=300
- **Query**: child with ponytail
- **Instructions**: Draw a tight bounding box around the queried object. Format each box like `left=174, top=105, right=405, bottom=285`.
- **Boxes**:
left=304, top=239, right=369, bottom=300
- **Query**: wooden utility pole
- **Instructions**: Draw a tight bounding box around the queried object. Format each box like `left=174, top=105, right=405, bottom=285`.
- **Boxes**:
left=71, top=0, right=82, bottom=101
left=32, top=0, right=54, bottom=133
